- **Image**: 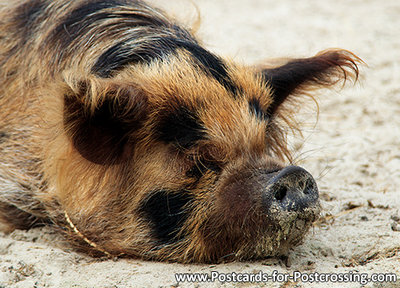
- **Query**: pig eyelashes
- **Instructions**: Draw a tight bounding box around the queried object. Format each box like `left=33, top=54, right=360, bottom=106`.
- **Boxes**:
left=186, top=158, right=222, bottom=179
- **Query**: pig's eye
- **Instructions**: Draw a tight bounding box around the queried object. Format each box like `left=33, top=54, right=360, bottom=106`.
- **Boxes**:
left=186, top=158, right=222, bottom=178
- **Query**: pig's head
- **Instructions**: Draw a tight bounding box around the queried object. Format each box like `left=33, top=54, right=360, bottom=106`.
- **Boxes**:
left=46, top=49, right=359, bottom=263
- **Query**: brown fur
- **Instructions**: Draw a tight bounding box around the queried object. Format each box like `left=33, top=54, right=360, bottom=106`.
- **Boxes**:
left=0, top=0, right=361, bottom=262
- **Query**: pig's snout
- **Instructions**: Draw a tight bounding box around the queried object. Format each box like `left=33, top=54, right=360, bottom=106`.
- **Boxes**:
left=212, top=165, right=320, bottom=259
left=263, top=166, right=319, bottom=213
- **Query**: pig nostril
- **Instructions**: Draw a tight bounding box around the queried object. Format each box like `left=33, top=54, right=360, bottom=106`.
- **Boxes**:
left=303, top=178, right=314, bottom=195
left=274, top=186, right=287, bottom=201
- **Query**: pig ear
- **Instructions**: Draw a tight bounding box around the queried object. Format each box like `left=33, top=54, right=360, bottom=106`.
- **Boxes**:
left=63, top=80, right=147, bottom=165
left=261, top=50, right=361, bottom=116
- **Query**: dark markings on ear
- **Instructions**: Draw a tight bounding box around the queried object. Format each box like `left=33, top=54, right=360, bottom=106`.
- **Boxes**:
left=92, top=36, right=238, bottom=95
left=139, top=190, right=194, bottom=244
left=262, top=50, right=361, bottom=116
left=248, top=98, right=269, bottom=121
left=156, top=105, right=206, bottom=150
left=12, top=0, right=46, bottom=41
left=64, top=84, right=147, bottom=164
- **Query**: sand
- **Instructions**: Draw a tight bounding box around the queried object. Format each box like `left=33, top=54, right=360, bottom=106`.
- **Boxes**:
left=1, top=0, right=400, bottom=287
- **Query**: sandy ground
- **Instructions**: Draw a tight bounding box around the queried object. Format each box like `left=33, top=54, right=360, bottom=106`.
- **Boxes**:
left=1, top=0, right=400, bottom=287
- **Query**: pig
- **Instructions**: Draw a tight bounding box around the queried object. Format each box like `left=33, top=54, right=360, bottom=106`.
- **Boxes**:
left=0, top=0, right=360, bottom=262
